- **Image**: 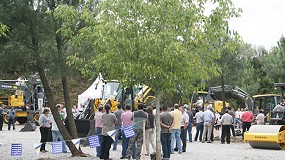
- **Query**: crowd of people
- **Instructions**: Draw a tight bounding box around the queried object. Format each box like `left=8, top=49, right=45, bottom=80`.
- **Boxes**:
left=92, top=103, right=195, bottom=160
left=0, top=104, right=16, bottom=131
left=0, top=96, right=273, bottom=160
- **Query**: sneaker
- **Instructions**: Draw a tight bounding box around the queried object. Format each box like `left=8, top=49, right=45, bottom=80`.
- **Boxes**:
left=120, top=157, right=126, bottom=159
left=178, top=151, right=182, bottom=154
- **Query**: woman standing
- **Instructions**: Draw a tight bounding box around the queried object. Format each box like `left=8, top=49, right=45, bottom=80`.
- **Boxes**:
left=100, top=104, right=117, bottom=160
left=38, top=108, right=51, bottom=153
left=145, top=106, right=155, bottom=155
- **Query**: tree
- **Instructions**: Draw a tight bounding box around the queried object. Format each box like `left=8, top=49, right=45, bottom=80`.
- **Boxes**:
left=263, top=36, right=285, bottom=83
left=0, top=1, right=85, bottom=156
left=57, top=0, right=240, bottom=159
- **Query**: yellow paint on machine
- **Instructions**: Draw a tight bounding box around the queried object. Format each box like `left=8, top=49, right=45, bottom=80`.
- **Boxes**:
left=244, top=132, right=285, bottom=143
left=16, top=111, right=27, bottom=117
left=244, top=125, right=285, bottom=150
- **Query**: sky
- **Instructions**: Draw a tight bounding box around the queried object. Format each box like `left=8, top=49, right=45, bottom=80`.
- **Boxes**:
left=228, top=0, right=285, bottom=50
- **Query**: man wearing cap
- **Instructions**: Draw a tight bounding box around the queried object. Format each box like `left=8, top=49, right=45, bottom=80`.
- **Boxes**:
left=202, top=104, right=215, bottom=143
left=220, top=109, right=233, bottom=144
left=241, top=108, right=254, bottom=139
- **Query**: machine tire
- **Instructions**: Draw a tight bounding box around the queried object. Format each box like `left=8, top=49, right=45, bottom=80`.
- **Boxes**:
left=33, top=113, right=40, bottom=126
left=17, top=117, right=27, bottom=124
left=3, top=114, right=9, bottom=124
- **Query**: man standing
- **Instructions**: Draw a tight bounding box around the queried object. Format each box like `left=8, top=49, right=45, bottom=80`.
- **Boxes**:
left=185, top=105, right=194, bottom=142
left=37, top=90, right=45, bottom=112
left=202, top=105, right=215, bottom=143
left=256, top=110, right=265, bottom=125
left=7, top=107, right=16, bottom=130
left=126, top=103, right=147, bottom=160
left=220, top=109, right=233, bottom=144
left=194, top=107, right=204, bottom=142
left=180, top=106, right=189, bottom=152
left=95, top=106, right=104, bottom=157
left=241, top=108, right=254, bottom=139
left=113, top=104, right=124, bottom=151
left=227, top=107, right=235, bottom=137
left=170, top=104, right=182, bottom=154
left=121, top=105, right=135, bottom=159
left=160, top=105, right=173, bottom=160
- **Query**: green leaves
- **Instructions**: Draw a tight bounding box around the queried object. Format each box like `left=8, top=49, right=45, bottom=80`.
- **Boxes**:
left=62, top=0, right=241, bottom=98
left=0, top=22, right=8, bottom=37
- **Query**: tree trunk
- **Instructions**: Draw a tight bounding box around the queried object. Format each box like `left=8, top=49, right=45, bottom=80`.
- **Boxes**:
left=155, top=95, right=162, bottom=160
left=53, top=28, right=84, bottom=156
left=221, top=72, right=226, bottom=112
left=61, top=76, right=79, bottom=139
left=34, top=57, right=83, bottom=156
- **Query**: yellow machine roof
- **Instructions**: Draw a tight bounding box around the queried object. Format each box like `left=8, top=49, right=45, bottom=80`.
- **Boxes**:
left=253, top=94, right=280, bottom=98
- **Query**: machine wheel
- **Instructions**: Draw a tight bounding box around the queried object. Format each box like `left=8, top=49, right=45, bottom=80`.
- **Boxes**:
left=17, top=117, right=27, bottom=124
left=3, top=114, right=9, bottom=124
left=33, top=113, right=40, bottom=126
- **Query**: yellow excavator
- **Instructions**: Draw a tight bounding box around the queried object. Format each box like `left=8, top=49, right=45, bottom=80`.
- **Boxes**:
left=72, top=81, right=155, bottom=138
left=244, top=83, right=285, bottom=150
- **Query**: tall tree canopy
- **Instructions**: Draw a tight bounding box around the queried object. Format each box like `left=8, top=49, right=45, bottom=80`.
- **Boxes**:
left=61, top=0, right=241, bottom=97
left=56, top=0, right=241, bottom=158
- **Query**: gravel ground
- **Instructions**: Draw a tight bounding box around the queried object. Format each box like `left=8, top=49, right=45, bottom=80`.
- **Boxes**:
left=0, top=123, right=284, bottom=160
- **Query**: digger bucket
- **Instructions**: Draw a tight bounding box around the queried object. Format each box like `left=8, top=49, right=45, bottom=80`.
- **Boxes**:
left=244, top=125, right=285, bottom=150
left=20, top=120, right=36, bottom=132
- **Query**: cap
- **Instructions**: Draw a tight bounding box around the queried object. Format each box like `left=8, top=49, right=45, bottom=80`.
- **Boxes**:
left=207, top=104, right=213, bottom=110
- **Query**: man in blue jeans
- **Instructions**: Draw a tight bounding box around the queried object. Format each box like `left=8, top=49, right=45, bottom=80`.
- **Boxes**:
left=121, top=128, right=136, bottom=159
left=194, top=107, right=204, bottom=141
left=113, top=104, right=124, bottom=151
left=170, top=104, right=182, bottom=154
left=120, top=105, right=136, bottom=159
left=185, top=105, right=194, bottom=142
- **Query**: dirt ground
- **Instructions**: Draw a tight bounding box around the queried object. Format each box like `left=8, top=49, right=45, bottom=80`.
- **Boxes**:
left=0, top=123, right=284, bottom=160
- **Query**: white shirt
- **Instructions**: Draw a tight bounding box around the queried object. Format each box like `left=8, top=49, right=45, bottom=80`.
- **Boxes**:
left=256, top=113, right=265, bottom=125
left=221, top=113, right=233, bottom=125
left=235, top=111, right=241, bottom=118
left=181, top=111, right=189, bottom=126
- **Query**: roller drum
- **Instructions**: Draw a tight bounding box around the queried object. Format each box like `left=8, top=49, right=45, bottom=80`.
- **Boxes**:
left=245, top=125, right=285, bottom=150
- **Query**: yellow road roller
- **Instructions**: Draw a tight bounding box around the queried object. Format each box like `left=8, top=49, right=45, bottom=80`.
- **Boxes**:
left=244, top=125, right=285, bottom=150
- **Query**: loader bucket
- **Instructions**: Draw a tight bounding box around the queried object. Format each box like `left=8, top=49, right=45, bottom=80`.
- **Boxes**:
left=20, top=120, right=36, bottom=132
left=74, top=119, right=91, bottom=138
left=244, top=125, right=285, bottom=150
left=83, top=119, right=96, bottom=147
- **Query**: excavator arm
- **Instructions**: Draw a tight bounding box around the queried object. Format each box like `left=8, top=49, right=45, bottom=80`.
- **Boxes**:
left=0, top=82, right=27, bottom=91
left=206, top=85, right=253, bottom=110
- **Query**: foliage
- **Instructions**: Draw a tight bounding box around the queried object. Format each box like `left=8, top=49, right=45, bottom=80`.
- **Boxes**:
left=59, top=0, right=241, bottom=99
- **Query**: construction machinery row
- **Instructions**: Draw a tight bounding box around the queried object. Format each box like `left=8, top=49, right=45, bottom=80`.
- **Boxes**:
left=0, top=74, right=47, bottom=130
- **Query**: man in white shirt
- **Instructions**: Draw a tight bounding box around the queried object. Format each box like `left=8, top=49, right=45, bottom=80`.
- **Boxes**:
left=220, top=110, right=233, bottom=144
left=180, top=106, right=189, bottom=152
